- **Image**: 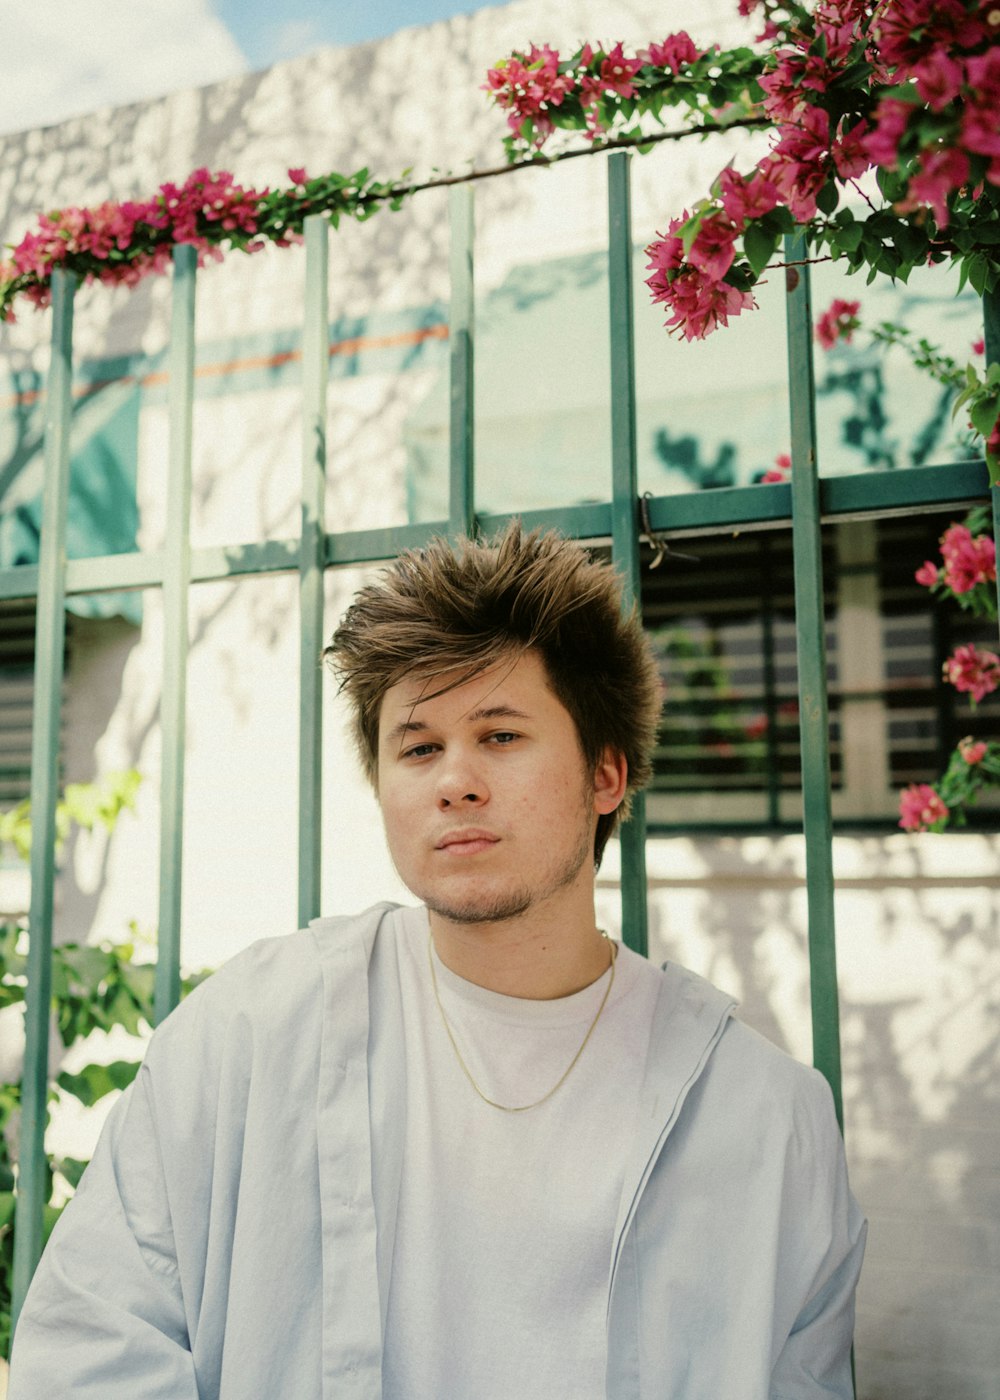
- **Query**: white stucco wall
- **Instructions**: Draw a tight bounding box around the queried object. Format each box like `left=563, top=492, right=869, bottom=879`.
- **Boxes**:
left=1, top=2, right=998, bottom=1394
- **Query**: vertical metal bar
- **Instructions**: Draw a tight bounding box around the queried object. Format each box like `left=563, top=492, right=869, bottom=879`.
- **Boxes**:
left=448, top=185, right=475, bottom=539
left=11, top=269, right=76, bottom=1328
left=607, top=151, right=648, bottom=959
left=155, top=245, right=196, bottom=1024
left=783, top=233, right=844, bottom=1126
left=982, top=289, right=1000, bottom=633
left=298, top=216, right=329, bottom=927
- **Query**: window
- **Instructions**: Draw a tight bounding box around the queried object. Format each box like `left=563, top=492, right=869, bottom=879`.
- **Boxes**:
left=0, top=602, right=71, bottom=807
left=640, top=510, right=1000, bottom=830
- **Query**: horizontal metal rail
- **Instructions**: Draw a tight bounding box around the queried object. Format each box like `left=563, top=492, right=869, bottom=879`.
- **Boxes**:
left=0, top=460, right=990, bottom=603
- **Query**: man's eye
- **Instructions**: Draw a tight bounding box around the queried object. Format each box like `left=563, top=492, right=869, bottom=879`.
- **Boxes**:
left=403, top=742, right=437, bottom=759
left=487, top=732, right=519, bottom=745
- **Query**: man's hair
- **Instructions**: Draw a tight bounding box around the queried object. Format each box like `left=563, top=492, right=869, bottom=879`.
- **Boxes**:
left=325, top=521, right=662, bottom=863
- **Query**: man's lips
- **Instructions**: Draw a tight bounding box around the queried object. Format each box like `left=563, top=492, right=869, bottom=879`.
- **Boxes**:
left=435, top=829, right=500, bottom=854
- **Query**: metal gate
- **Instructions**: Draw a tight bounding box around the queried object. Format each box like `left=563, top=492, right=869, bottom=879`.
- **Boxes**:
left=3, top=148, right=997, bottom=1327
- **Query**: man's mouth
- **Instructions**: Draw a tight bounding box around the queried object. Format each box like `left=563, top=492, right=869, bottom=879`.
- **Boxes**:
left=435, top=829, right=500, bottom=854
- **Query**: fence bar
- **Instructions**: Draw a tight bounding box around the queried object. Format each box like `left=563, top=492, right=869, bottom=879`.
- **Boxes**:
left=607, top=151, right=648, bottom=958
left=783, top=234, right=844, bottom=1126
left=155, top=245, right=197, bottom=1024
left=11, top=269, right=77, bottom=1327
left=298, top=216, right=330, bottom=926
left=448, top=185, right=475, bottom=539
left=1, top=458, right=989, bottom=605
left=983, top=290, right=1000, bottom=632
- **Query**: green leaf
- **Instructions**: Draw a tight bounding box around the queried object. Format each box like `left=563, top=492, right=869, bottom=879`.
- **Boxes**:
left=816, top=181, right=839, bottom=216
left=832, top=223, right=864, bottom=253
left=53, top=1156, right=89, bottom=1190
left=57, top=1059, right=141, bottom=1108
left=968, top=254, right=990, bottom=297
left=969, top=393, right=1000, bottom=437
left=742, top=222, right=778, bottom=276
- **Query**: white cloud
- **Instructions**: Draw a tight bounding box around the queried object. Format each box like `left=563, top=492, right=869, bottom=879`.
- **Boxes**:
left=0, top=0, right=249, bottom=137
left=271, top=18, right=326, bottom=60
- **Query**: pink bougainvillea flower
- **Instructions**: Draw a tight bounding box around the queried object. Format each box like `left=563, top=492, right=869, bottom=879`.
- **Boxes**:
left=596, top=42, right=643, bottom=98
left=288, top=168, right=308, bottom=185
left=897, top=146, right=970, bottom=227
left=943, top=643, right=1000, bottom=704
left=758, top=54, right=811, bottom=123
left=863, top=99, right=911, bottom=170
left=961, top=93, right=1000, bottom=185
left=939, top=523, right=996, bottom=593
left=688, top=212, right=740, bottom=281
left=911, top=50, right=966, bottom=111
left=875, top=0, right=944, bottom=69
left=717, top=166, right=781, bottom=225
left=832, top=117, right=872, bottom=180
left=972, top=337, right=985, bottom=355
left=640, top=32, right=703, bottom=74
left=645, top=224, right=756, bottom=340
left=898, top=783, right=949, bottom=832
left=914, top=560, right=940, bottom=587
left=758, top=107, right=833, bottom=222
left=958, top=737, right=988, bottom=765
left=484, top=45, right=574, bottom=142
left=762, top=452, right=792, bottom=483
left=815, top=298, right=861, bottom=350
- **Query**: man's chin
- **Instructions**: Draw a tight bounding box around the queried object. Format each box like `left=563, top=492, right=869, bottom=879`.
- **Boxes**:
left=423, top=888, right=533, bottom=926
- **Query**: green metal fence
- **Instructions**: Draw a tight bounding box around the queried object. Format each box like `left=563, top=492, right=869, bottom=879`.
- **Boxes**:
left=3, top=148, right=997, bottom=1329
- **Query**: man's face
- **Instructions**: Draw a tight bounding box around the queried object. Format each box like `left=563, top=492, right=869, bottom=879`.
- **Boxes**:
left=376, top=650, right=624, bottom=927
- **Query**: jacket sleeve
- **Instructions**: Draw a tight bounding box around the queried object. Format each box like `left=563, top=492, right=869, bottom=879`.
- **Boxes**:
left=769, top=1075, right=868, bottom=1400
left=8, top=1061, right=199, bottom=1398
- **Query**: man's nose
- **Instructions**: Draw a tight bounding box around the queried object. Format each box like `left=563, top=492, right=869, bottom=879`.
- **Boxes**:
left=435, top=749, right=487, bottom=808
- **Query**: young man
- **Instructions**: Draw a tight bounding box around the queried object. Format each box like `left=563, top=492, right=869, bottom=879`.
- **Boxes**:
left=10, top=524, right=865, bottom=1399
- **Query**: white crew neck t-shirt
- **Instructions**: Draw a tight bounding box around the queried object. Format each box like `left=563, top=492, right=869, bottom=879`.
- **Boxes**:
left=382, top=909, right=663, bottom=1400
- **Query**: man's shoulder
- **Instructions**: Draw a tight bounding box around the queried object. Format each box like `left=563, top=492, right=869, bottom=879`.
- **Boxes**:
left=707, top=1005, right=839, bottom=1145
left=150, top=900, right=406, bottom=1047
left=656, top=959, right=836, bottom=1124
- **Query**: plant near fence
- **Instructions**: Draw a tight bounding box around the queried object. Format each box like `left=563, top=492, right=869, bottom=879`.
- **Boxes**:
left=809, top=302, right=999, bottom=826
left=897, top=504, right=1000, bottom=830
left=0, top=773, right=211, bottom=1358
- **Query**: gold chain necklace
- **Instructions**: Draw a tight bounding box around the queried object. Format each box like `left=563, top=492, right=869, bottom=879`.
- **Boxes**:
left=426, top=929, right=617, bottom=1113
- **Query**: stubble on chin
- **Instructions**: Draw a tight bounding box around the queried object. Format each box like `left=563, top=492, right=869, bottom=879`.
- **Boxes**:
left=423, top=886, right=534, bottom=927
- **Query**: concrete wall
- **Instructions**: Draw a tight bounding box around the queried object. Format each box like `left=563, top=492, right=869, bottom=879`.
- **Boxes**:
left=1, top=2, right=998, bottom=1394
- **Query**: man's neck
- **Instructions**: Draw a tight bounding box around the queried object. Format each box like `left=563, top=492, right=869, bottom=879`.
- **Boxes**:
left=427, top=892, right=612, bottom=1000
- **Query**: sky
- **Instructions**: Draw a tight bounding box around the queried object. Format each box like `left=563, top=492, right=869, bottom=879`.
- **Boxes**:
left=1, top=0, right=498, bottom=137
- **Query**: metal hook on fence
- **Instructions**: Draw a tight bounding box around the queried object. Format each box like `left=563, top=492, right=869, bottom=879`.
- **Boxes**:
left=639, top=492, right=699, bottom=569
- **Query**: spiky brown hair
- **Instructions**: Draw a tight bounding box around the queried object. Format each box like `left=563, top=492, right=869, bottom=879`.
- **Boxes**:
left=324, top=521, right=661, bottom=863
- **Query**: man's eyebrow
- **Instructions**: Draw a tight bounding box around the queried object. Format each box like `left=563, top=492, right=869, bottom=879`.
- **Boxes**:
left=464, top=704, right=531, bottom=724
left=383, top=718, right=430, bottom=745
left=382, top=704, right=531, bottom=747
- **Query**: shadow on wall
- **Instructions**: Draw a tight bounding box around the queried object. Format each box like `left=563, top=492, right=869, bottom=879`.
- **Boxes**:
left=638, top=834, right=1000, bottom=1400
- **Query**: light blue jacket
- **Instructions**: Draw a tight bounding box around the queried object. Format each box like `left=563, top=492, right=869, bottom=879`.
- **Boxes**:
left=10, top=903, right=866, bottom=1398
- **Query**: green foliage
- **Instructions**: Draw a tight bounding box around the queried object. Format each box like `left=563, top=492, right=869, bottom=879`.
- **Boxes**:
left=954, top=363, right=1000, bottom=484
left=0, top=769, right=141, bottom=862
left=935, top=741, right=1000, bottom=824
left=0, top=774, right=213, bottom=1358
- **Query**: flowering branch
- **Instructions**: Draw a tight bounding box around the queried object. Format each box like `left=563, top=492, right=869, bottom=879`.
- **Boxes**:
left=485, top=3, right=1000, bottom=341
left=0, top=165, right=412, bottom=322
left=0, top=116, right=769, bottom=325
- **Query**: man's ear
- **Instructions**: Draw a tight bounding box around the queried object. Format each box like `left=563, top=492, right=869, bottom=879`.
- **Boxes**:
left=593, top=748, right=628, bottom=816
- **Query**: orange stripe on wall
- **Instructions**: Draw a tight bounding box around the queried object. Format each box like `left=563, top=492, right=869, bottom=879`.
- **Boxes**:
left=0, top=322, right=449, bottom=408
